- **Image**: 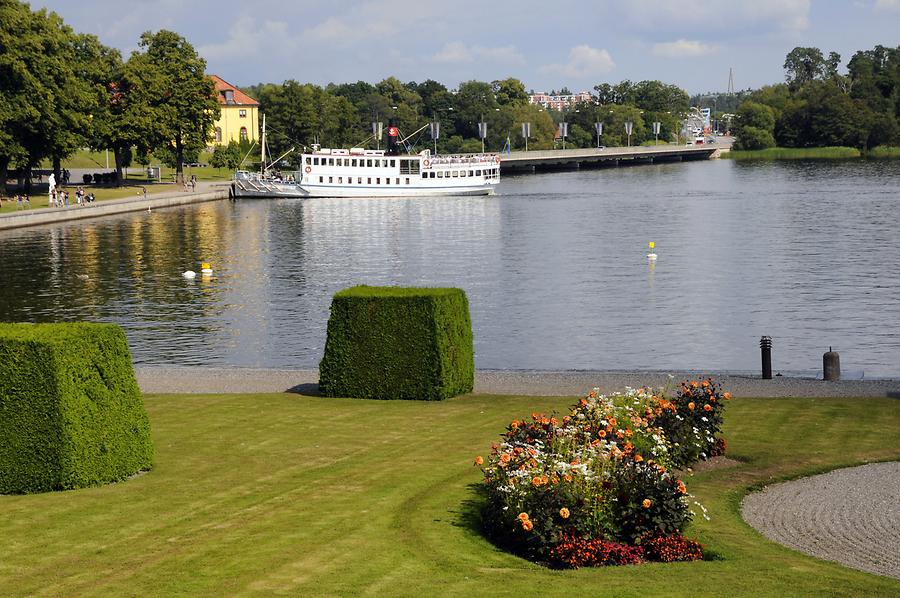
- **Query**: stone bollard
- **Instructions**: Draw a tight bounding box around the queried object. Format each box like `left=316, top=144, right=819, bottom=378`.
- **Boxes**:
left=823, top=347, right=841, bottom=381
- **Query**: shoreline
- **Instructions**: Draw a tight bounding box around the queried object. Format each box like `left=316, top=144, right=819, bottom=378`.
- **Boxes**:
left=134, top=366, right=900, bottom=397
left=0, top=182, right=230, bottom=230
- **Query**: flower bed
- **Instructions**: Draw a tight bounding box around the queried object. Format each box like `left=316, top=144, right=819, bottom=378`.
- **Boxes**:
left=476, top=378, right=729, bottom=568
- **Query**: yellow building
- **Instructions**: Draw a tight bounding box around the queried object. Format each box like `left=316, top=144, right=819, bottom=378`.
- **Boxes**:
left=210, top=75, right=259, bottom=145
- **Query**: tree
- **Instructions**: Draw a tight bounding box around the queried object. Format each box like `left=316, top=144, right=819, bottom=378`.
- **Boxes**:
left=209, top=140, right=245, bottom=171
left=0, top=2, right=98, bottom=190
left=733, top=101, right=777, bottom=149
left=491, top=78, right=529, bottom=106
left=783, top=47, right=827, bottom=90
left=128, top=30, right=220, bottom=184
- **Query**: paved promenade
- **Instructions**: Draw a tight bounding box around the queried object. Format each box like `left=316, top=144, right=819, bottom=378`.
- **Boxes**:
left=0, top=181, right=229, bottom=230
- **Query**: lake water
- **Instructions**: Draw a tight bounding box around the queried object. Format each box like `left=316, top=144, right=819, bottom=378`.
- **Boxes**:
left=1, top=158, right=898, bottom=377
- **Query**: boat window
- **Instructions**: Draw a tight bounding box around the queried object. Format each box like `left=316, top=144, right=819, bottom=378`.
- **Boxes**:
left=437, top=171, right=444, bottom=178
left=395, top=178, right=399, bottom=185
left=305, top=157, right=311, bottom=165
left=338, top=177, right=343, bottom=183
left=468, top=170, right=474, bottom=176
left=358, top=177, right=362, bottom=184
left=385, top=178, right=390, bottom=185
left=390, top=159, right=396, bottom=168
left=319, top=176, right=323, bottom=183
left=452, top=171, right=459, bottom=177
left=476, top=169, right=482, bottom=176
left=328, top=158, right=334, bottom=166
left=366, top=159, right=372, bottom=167
left=344, top=159, right=350, bottom=166
left=376, top=178, right=380, bottom=184
left=352, top=159, right=357, bottom=167
left=328, top=176, right=333, bottom=183
left=368, top=178, right=372, bottom=184
left=405, top=178, right=410, bottom=185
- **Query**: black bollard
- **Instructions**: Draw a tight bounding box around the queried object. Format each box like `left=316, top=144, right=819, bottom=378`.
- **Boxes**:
left=760, top=336, right=772, bottom=379
left=823, top=347, right=841, bottom=381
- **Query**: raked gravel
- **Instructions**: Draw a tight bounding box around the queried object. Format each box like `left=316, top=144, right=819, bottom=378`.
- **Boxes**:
left=134, top=367, right=900, bottom=397
left=742, top=462, right=900, bottom=580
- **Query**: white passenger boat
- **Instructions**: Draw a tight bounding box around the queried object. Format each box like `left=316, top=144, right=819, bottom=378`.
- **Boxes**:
left=296, top=146, right=501, bottom=197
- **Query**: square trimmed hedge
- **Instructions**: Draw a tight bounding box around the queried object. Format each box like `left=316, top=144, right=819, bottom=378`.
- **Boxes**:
left=319, top=286, right=474, bottom=400
left=0, top=323, right=153, bottom=494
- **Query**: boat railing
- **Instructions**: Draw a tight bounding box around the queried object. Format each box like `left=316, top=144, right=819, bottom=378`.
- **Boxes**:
left=425, top=153, right=501, bottom=167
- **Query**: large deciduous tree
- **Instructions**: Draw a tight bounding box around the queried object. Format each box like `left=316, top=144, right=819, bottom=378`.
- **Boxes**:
left=127, top=30, right=219, bottom=184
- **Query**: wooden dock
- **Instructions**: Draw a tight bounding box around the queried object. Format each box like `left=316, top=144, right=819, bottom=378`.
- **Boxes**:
left=500, top=144, right=720, bottom=172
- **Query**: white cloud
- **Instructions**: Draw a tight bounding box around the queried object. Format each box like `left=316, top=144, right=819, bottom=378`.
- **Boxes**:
left=305, top=17, right=353, bottom=42
left=621, top=0, right=810, bottom=31
left=540, top=45, right=615, bottom=78
left=874, top=0, right=900, bottom=10
left=431, top=42, right=525, bottom=65
left=198, top=16, right=294, bottom=64
left=652, top=39, right=716, bottom=58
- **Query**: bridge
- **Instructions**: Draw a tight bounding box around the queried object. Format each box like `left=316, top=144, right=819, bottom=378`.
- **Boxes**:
left=499, top=144, right=721, bottom=172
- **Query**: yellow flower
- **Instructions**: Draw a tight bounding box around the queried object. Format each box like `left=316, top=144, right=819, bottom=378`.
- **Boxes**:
left=559, top=507, right=570, bottom=519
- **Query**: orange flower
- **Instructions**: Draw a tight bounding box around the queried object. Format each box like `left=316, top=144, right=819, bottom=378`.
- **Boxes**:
left=474, top=455, right=484, bottom=466
left=522, top=519, right=534, bottom=531
left=642, top=499, right=652, bottom=508
left=532, top=476, right=543, bottom=486
left=702, top=380, right=710, bottom=387
left=723, top=392, right=732, bottom=400
left=608, top=418, right=617, bottom=426
left=687, top=402, right=695, bottom=410
left=690, top=380, right=699, bottom=389
left=500, top=453, right=511, bottom=463
left=676, top=480, right=687, bottom=494
left=598, top=430, right=606, bottom=438
left=559, top=507, right=570, bottom=519
left=510, top=420, right=519, bottom=430
left=563, top=473, right=573, bottom=482
left=517, top=512, right=530, bottom=521
left=634, top=454, right=644, bottom=462
left=703, top=404, right=712, bottom=412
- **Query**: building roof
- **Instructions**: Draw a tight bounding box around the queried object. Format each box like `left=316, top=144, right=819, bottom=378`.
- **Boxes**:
left=210, top=75, right=259, bottom=106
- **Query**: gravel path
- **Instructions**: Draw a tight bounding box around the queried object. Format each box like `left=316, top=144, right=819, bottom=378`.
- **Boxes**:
left=134, top=367, right=900, bottom=397
left=742, top=462, right=900, bottom=580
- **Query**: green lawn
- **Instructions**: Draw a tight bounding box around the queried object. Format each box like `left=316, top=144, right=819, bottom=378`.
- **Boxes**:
left=0, top=393, right=897, bottom=596
left=724, top=147, right=861, bottom=160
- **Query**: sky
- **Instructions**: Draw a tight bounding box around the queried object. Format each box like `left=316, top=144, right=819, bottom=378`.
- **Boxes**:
left=28, top=0, right=900, bottom=95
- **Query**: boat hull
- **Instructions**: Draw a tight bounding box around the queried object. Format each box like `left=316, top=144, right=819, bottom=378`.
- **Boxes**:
left=231, top=179, right=305, bottom=199
left=297, top=181, right=497, bottom=198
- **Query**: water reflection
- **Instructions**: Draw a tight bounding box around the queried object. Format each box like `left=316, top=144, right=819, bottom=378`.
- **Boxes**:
left=1, top=158, right=898, bottom=377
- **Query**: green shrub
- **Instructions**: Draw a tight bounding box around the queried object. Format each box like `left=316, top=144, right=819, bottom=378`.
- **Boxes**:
left=319, top=286, right=474, bottom=400
left=0, top=323, right=153, bottom=494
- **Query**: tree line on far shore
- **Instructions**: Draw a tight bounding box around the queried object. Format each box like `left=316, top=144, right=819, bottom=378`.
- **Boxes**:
left=732, top=46, right=900, bottom=151
left=237, top=78, right=691, bottom=163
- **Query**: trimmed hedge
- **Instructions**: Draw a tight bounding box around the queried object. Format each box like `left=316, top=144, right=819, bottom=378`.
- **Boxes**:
left=319, top=286, right=474, bottom=400
left=0, top=323, right=153, bottom=494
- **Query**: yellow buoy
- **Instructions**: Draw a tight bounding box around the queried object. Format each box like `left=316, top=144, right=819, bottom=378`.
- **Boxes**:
left=200, top=262, right=213, bottom=275
left=647, top=241, right=657, bottom=261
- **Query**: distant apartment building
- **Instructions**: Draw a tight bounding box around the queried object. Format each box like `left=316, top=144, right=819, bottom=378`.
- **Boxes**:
left=529, top=90, right=594, bottom=111
left=210, top=75, right=259, bottom=145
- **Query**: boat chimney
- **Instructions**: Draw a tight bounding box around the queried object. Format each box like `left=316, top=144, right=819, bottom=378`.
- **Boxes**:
left=386, top=118, right=400, bottom=156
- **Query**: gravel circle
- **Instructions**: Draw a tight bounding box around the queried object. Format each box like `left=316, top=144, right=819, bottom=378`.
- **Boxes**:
left=742, top=462, right=900, bottom=580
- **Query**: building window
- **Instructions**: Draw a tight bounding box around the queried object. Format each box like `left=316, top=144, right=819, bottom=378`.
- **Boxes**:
left=239, top=109, right=247, bottom=118
left=215, top=127, right=222, bottom=143
left=239, top=127, right=248, bottom=141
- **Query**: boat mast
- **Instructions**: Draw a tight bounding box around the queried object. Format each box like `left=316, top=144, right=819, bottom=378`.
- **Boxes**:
left=260, top=113, right=266, bottom=176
